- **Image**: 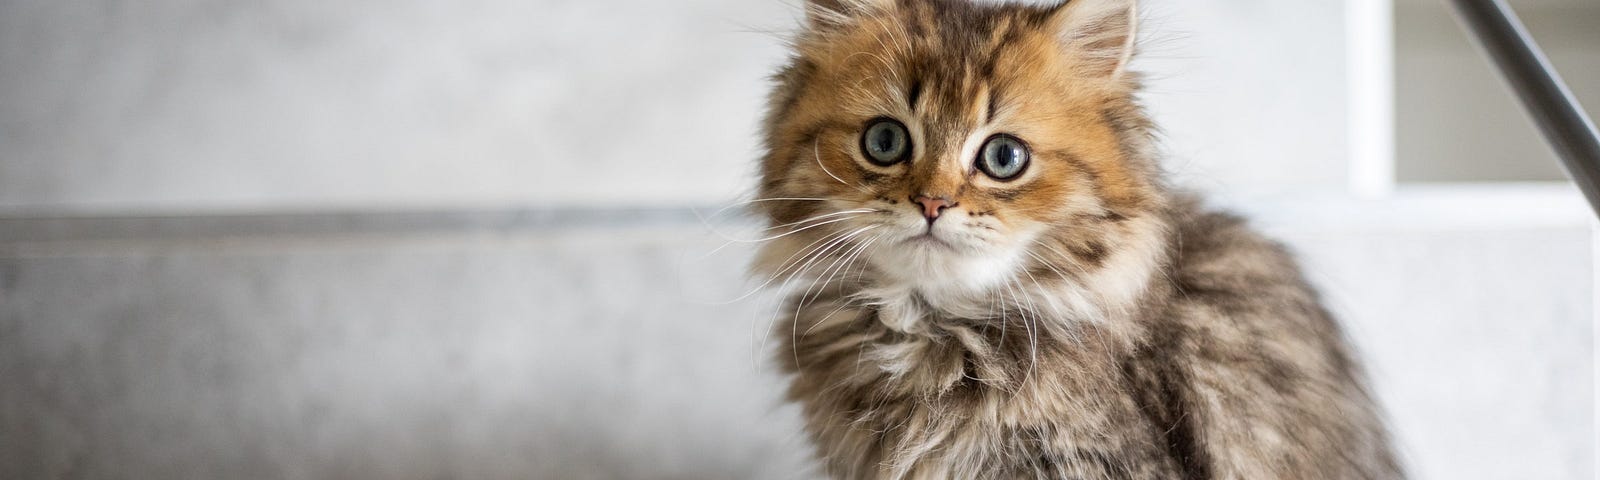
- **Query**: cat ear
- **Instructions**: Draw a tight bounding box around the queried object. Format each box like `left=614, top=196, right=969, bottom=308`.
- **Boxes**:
left=1049, top=0, right=1138, bottom=80
left=804, top=0, right=895, bottom=30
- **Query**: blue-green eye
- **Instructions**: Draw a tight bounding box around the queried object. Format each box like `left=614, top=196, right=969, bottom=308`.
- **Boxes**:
left=860, top=118, right=911, bottom=166
left=977, top=134, right=1029, bottom=180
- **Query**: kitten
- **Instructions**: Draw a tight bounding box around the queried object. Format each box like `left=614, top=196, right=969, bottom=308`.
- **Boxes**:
left=750, top=0, right=1403, bottom=478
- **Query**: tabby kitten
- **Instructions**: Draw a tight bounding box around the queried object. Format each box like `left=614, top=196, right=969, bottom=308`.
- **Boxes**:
left=751, top=0, right=1401, bottom=478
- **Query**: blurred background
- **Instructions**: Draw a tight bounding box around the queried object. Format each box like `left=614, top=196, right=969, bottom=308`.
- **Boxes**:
left=0, top=0, right=1594, bottom=478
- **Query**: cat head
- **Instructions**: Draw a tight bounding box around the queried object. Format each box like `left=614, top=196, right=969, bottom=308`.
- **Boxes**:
left=754, top=0, right=1169, bottom=329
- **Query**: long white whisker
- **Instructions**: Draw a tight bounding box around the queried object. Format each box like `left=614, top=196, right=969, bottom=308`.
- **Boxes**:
left=699, top=197, right=829, bottom=221
left=714, top=225, right=860, bottom=307
left=1001, top=277, right=1038, bottom=389
left=813, top=137, right=874, bottom=196
left=760, top=225, right=878, bottom=356
left=698, top=206, right=857, bottom=247
left=797, top=227, right=878, bottom=312
left=746, top=225, right=861, bottom=368
left=803, top=231, right=886, bottom=337
left=790, top=226, right=879, bottom=366
left=691, top=197, right=834, bottom=246
left=758, top=209, right=876, bottom=234
left=698, top=211, right=874, bottom=261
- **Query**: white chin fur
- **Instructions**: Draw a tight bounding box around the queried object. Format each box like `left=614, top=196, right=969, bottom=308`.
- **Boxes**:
left=850, top=207, right=1165, bottom=336
left=858, top=210, right=1034, bottom=332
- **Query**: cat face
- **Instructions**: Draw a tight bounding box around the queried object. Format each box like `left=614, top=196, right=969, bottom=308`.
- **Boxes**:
left=756, top=0, right=1164, bottom=321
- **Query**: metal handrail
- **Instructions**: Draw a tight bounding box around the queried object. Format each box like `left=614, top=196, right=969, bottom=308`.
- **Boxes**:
left=1445, top=0, right=1600, bottom=217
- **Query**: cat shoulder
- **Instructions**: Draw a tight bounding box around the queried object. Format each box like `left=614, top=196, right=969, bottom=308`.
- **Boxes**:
left=1164, top=192, right=1310, bottom=297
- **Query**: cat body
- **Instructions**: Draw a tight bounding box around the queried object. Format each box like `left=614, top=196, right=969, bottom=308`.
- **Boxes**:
left=753, top=0, right=1402, bottom=478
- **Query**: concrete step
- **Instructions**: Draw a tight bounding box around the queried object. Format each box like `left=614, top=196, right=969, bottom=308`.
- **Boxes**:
left=0, top=205, right=1591, bottom=479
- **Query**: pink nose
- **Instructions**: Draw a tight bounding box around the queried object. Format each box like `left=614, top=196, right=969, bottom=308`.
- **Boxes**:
left=912, top=195, right=955, bottom=222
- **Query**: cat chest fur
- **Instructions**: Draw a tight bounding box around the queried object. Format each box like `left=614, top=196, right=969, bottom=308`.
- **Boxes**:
left=778, top=294, right=1188, bottom=479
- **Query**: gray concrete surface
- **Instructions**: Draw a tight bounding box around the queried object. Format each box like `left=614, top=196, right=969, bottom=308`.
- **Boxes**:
left=0, top=206, right=1592, bottom=479
left=0, top=225, right=817, bottom=479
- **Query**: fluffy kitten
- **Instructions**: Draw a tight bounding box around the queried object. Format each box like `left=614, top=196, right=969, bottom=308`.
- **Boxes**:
left=750, top=0, right=1403, bottom=478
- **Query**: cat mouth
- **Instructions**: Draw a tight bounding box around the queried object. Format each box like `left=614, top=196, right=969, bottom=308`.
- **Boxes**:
left=904, top=232, right=955, bottom=249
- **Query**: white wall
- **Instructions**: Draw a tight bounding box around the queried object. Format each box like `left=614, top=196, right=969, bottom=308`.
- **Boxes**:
left=0, top=0, right=789, bottom=213
left=0, top=0, right=1352, bottom=214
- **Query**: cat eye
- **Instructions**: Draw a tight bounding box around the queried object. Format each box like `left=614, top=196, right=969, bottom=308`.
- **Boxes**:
left=860, top=118, right=911, bottom=166
left=977, top=134, right=1030, bottom=180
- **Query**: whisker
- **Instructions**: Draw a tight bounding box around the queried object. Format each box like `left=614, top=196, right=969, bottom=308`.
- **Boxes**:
left=797, top=227, right=878, bottom=311
left=699, top=211, right=872, bottom=261
left=812, top=137, right=875, bottom=196
left=697, top=197, right=830, bottom=222
left=1000, top=277, right=1039, bottom=389
left=1016, top=256, right=1082, bottom=347
left=711, top=225, right=861, bottom=306
left=790, top=226, right=879, bottom=366
left=697, top=216, right=864, bottom=278
left=692, top=197, right=836, bottom=247
left=760, top=225, right=878, bottom=356
left=758, top=209, right=877, bottom=234
left=755, top=228, right=859, bottom=365
left=745, top=225, right=861, bottom=368
left=801, top=230, right=887, bottom=337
